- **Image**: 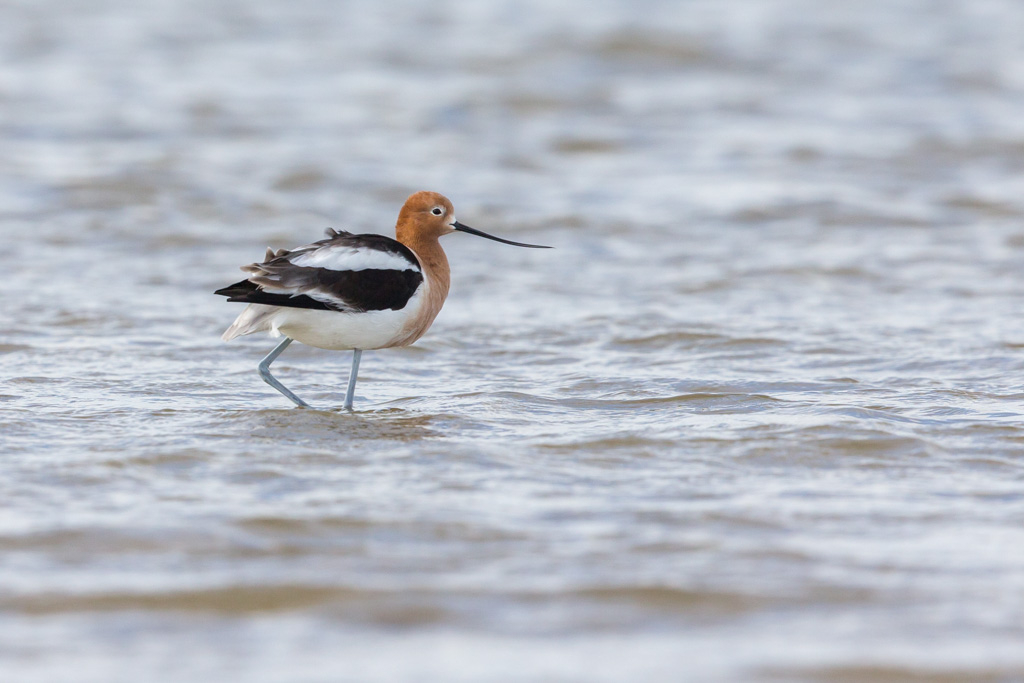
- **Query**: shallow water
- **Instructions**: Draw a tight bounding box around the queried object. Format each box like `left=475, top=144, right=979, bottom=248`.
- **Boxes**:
left=3, top=0, right=1024, bottom=681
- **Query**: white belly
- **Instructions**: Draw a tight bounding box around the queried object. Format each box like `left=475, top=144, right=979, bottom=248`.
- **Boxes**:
left=269, top=287, right=426, bottom=350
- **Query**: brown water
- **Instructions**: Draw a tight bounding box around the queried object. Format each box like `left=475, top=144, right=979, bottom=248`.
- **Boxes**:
left=3, top=1, right=1024, bottom=681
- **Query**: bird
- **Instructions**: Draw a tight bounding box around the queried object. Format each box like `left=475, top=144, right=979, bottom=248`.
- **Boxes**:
left=215, top=190, right=550, bottom=410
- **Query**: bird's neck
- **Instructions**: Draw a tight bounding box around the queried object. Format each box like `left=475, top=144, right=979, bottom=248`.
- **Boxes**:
left=405, top=235, right=451, bottom=301
left=390, top=234, right=451, bottom=346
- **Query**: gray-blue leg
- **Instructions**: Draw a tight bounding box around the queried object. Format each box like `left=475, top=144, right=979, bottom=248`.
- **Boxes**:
left=258, top=337, right=310, bottom=408
left=343, top=349, right=362, bottom=411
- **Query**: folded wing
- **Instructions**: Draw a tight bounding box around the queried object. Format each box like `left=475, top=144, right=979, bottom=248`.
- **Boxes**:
left=215, top=229, right=425, bottom=312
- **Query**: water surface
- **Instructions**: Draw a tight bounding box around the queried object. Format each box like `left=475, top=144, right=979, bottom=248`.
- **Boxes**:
left=2, top=1, right=1024, bottom=681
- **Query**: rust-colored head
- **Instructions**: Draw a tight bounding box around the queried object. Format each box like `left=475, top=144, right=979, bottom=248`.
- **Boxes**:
left=395, top=191, right=457, bottom=244
left=395, top=190, right=551, bottom=249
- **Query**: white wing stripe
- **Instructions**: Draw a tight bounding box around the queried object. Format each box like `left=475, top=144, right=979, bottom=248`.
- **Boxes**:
left=289, top=246, right=418, bottom=272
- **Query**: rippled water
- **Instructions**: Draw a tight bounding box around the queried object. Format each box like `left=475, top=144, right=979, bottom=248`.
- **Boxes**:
left=3, top=0, right=1024, bottom=681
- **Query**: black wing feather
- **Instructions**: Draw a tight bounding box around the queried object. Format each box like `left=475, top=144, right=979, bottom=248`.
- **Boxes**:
left=214, top=279, right=335, bottom=311
left=214, top=268, right=424, bottom=312
left=312, top=268, right=424, bottom=311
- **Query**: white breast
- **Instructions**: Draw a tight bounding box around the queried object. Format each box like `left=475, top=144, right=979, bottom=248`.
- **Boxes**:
left=268, top=282, right=428, bottom=350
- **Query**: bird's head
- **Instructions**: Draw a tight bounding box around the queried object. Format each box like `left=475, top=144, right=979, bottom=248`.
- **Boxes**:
left=396, top=191, right=551, bottom=248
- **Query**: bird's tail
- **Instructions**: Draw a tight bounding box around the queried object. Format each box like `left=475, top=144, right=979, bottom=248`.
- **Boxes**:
left=221, top=304, right=278, bottom=341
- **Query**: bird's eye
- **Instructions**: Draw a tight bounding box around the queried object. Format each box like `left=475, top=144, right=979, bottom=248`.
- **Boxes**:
left=431, top=207, right=443, bottom=216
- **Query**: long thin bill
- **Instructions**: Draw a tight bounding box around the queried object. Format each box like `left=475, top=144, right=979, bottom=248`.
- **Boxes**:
left=452, top=221, right=552, bottom=248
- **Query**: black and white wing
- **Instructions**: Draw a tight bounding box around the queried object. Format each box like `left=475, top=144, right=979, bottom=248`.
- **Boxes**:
left=215, top=228, right=424, bottom=312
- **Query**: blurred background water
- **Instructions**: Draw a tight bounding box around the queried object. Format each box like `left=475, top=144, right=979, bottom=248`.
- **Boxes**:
left=2, top=0, right=1024, bottom=681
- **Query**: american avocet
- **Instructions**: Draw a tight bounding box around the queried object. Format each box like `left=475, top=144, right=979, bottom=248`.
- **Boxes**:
left=215, top=191, right=550, bottom=410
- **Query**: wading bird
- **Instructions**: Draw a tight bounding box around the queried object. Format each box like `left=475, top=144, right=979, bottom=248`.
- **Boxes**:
left=215, top=191, right=549, bottom=409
